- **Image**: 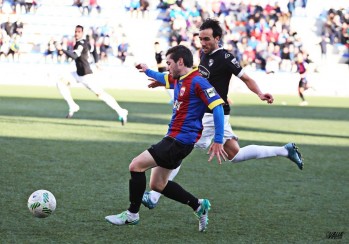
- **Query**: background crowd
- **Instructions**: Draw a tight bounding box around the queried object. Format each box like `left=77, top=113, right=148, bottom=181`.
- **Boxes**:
left=0, top=0, right=348, bottom=72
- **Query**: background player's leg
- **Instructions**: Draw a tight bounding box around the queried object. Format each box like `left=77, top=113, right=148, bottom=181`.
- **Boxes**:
left=231, top=144, right=288, bottom=162
left=81, top=74, right=128, bottom=124
left=56, top=78, right=79, bottom=118
left=230, top=143, right=303, bottom=170
left=145, top=165, right=181, bottom=206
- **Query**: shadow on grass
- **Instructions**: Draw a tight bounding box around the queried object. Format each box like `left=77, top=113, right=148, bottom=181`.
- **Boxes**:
left=1, top=97, right=349, bottom=126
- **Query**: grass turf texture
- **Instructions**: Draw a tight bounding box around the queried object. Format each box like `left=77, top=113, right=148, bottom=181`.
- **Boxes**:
left=0, top=85, right=348, bottom=243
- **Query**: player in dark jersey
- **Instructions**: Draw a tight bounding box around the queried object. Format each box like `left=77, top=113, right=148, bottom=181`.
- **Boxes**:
left=142, top=18, right=304, bottom=210
left=105, top=45, right=227, bottom=232
left=55, top=25, right=128, bottom=125
left=295, top=52, right=311, bottom=106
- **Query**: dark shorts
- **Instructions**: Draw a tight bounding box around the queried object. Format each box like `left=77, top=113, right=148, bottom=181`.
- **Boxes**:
left=298, top=78, right=308, bottom=88
left=148, top=137, right=194, bottom=169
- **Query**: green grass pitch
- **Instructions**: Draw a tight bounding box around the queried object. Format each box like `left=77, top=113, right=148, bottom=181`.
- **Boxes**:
left=0, top=85, right=348, bottom=243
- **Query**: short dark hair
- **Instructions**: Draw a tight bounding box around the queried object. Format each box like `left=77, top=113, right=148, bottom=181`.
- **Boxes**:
left=199, top=18, right=222, bottom=39
left=76, top=25, right=84, bottom=31
left=165, top=45, right=193, bottom=68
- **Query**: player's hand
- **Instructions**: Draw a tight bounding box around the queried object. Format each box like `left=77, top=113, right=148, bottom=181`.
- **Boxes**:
left=135, top=63, right=148, bottom=72
left=259, top=93, right=274, bottom=104
left=208, top=142, right=228, bottom=164
left=148, top=78, right=165, bottom=88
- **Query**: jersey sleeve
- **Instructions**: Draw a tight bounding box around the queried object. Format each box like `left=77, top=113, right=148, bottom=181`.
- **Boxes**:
left=194, top=76, right=224, bottom=110
left=222, top=51, right=244, bottom=78
left=145, top=69, right=175, bottom=89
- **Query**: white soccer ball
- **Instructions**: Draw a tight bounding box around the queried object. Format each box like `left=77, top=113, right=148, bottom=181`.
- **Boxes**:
left=27, top=190, right=56, bottom=218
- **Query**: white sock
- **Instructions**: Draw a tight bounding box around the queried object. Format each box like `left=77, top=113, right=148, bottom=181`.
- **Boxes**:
left=231, top=145, right=288, bottom=163
left=149, top=165, right=181, bottom=204
left=99, top=92, right=124, bottom=115
left=126, top=210, right=139, bottom=218
left=56, top=81, right=78, bottom=109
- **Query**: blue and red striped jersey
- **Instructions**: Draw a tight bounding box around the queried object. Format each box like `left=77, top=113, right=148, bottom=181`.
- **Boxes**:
left=146, top=68, right=224, bottom=144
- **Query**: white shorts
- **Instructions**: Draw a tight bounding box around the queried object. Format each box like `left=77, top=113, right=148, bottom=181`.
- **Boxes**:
left=71, top=71, right=104, bottom=95
left=195, top=113, right=238, bottom=149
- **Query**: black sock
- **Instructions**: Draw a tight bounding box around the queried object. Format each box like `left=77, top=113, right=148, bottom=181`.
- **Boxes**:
left=299, top=92, right=305, bottom=101
left=128, top=171, right=146, bottom=213
left=161, top=181, right=200, bottom=211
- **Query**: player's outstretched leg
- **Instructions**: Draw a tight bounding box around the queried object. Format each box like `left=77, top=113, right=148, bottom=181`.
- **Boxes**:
left=118, top=109, right=128, bottom=126
left=284, top=143, right=303, bottom=170
left=230, top=143, right=303, bottom=170
left=98, top=92, right=128, bottom=125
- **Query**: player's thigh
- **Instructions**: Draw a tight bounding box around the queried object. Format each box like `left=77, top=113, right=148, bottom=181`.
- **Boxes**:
left=59, top=71, right=77, bottom=85
left=129, top=150, right=157, bottom=172
left=78, top=74, right=105, bottom=95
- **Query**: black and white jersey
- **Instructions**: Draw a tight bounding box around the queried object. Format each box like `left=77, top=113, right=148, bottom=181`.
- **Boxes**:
left=199, top=48, right=244, bottom=115
left=63, top=39, right=92, bottom=76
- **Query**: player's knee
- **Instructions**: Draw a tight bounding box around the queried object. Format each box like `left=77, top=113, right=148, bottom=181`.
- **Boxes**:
left=228, top=150, right=239, bottom=161
left=224, top=139, right=239, bottom=160
left=96, top=91, right=106, bottom=99
left=129, top=158, right=142, bottom=172
left=149, top=181, right=165, bottom=192
left=58, top=77, right=70, bottom=86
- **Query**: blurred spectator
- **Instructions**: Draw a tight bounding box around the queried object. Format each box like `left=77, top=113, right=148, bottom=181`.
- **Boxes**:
left=1, top=16, right=14, bottom=37
left=125, top=0, right=141, bottom=18
left=44, top=37, right=57, bottom=63
left=154, top=41, right=166, bottom=72
left=24, top=0, right=37, bottom=14
left=319, top=35, right=328, bottom=63
left=189, top=32, right=201, bottom=67
left=280, top=45, right=292, bottom=72
left=117, top=36, right=129, bottom=64
left=12, top=17, right=23, bottom=36
left=99, top=35, right=111, bottom=63
left=86, top=33, right=100, bottom=68
left=265, top=42, right=281, bottom=73
left=88, top=0, right=101, bottom=16
left=139, top=0, right=149, bottom=19
left=0, top=33, right=10, bottom=60
left=287, top=0, right=295, bottom=17
left=56, top=36, right=69, bottom=63
left=7, top=32, right=20, bottom=61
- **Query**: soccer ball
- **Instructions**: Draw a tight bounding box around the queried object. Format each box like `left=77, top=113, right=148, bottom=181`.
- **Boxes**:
left=27, top=190, right=56, bottom=218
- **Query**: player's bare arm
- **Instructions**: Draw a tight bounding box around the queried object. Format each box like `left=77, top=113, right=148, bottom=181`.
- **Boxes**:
left=240, top=73, right=274, bottom=104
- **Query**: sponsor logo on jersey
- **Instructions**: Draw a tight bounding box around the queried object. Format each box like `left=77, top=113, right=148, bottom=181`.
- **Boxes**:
left=208, top=59, right=214, bottom=66
left=231, top=58, right=241, bottom=68
left=180, top=87, right=186, bottom=96
left=174, top=100, right=182, bottom=110
left=204, top=87, right=217, bottom=98
left=225, top=53, right=231, bottom=59
left=198, top=65, right=210, bottom=78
